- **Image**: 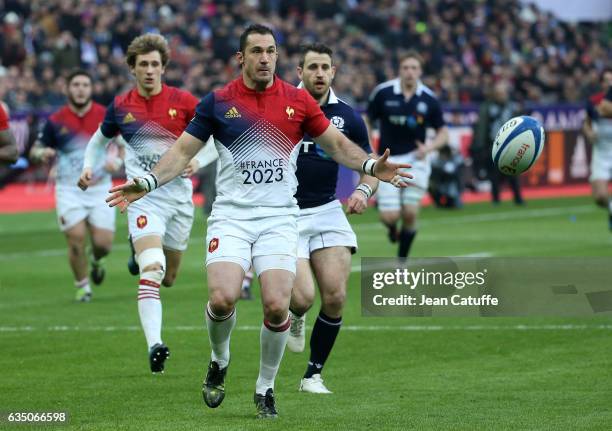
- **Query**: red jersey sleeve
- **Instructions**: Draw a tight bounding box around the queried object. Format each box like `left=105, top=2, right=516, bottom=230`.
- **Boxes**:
left=300, top=90, right=330, bottom=138
left=0, top=104, right=9, bottom=131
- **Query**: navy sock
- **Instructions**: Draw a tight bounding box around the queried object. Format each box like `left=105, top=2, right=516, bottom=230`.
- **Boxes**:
left=304, top=312, right=342, bottom=379
left=398, top=229, right=417, bottom=258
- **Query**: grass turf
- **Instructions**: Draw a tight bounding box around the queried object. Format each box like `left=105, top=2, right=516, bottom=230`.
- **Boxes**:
left=1, top=196, right=611, bottom=430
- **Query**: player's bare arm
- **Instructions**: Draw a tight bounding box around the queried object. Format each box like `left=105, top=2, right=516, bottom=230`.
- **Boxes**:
left=313, top=124, right=412, bottom=185
left=582, top=116, right=597, bottom=143
left=346, top=173, right=378, bottom=215
left=416, top=126, right=449, bottom=159
left=0, top=129, right=18, bottom=163
left=596, top=99, right=612, bottom=117
left=106, top=131, right=205, bottom=210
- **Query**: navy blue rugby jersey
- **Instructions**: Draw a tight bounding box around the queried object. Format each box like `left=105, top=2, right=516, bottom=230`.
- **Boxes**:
left=295, top=87, right=371, bottom=209
left=367, top=79, right=444, bottom=156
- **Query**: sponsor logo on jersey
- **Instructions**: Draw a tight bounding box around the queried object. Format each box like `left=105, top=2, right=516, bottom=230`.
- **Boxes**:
left=286, top=106, right=295, bottom=119
left=59, top=126, right=69, bottom=135
left=416, top=101, right=428, bottom=114
left=208, top=237, right=219, bottom=253
left=123, top=112, right=136, bottom=124
left=168, top=108, right=177, bottom=119
left=136, top=215, right=147, bottom=229
left=224, top=107, right=241, bottom=118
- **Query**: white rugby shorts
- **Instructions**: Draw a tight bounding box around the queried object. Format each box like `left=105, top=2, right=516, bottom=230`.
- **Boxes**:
left=56, top=183, right=115, bottom=232
left=590, top=145, right=612, bottom=182
left=377, top=151, right=431, bottom=211
left=297, top=200, right=357, bottom=259
left=205, top=213, right=298, bottom=275
left=127, top=193, right=194, bottom=251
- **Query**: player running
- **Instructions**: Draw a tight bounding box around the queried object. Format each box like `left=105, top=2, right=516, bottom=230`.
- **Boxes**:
left=366, top=51, right=448, bottom=260
left=583, top=68, right=612, bottom=230
left=286, top=43, right=378, bottom=395
left=106, top=24, right=411, bottom=419
left=30, top=70, right=122, bottom=302
left=79, top=34, right=216, bottom=373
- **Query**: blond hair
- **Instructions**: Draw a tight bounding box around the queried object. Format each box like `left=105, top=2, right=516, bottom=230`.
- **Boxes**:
left=126, top=33, right=170, bottom=68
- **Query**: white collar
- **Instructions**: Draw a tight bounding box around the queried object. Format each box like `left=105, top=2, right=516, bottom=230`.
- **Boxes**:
left=297, top=82, right=339, bottom=105
left=393, top=78, right=425, bottom=96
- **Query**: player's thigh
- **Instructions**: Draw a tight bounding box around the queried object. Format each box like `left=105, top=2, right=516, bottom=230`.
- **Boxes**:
left=252, top=214, right=298, bottom=276
left=205, top=215, right=254, bottom=273
left=310, top=246, right=351, bottom=308
left=64, top=220, right=88, bottom=250
left=56, top=187, right=88, bottom=233
left=377, top=180, right=402, bottom=214
left=88, top=224, right=114, bottom=251
left=401, top=202, right=420, bottom=226
left=206, top=261, right=244, bottom=313
left=128, top=198, right=168, bottom=245
left=84, top=186, right=116, bottom=233
left=292, top=258, right=316, bottom=310
left=163, top=200, right=194, bottom=252
left=591, top=179, right=609, bottom=203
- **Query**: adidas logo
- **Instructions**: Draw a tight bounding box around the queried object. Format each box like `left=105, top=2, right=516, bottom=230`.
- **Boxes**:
left=224, top=107, right=241, bottom=118
left=123, top=112, right=136, bottom=124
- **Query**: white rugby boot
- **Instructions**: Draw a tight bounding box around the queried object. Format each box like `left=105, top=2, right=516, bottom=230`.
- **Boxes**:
left=299, top=374, right=332, bottom=394
left=286, top=311, right=306, bottom=353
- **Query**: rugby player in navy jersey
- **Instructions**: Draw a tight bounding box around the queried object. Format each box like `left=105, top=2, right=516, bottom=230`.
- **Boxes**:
left=286, top=43, right=378, bottom=394
left=366, top=51, right=449, bottom=260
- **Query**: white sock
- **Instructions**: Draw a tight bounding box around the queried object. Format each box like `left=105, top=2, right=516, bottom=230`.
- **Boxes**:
left=75, top=277, right=91, bottom=294
left=205, top=302, right=236, bottom=369
left=242, top=268, right=254, bottom=289
left=255, top=318, right=290, bottom=395
left=138, top=271, right=163, bottom=350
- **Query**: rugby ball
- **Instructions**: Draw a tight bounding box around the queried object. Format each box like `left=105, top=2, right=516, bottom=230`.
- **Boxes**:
left=492, top=116, right=545, bottom=175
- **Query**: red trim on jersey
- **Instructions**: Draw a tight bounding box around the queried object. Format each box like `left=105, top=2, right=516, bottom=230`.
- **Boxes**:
left=0, top=104, right=8, bottom=130
left=590, top=92, right=604, bottom=106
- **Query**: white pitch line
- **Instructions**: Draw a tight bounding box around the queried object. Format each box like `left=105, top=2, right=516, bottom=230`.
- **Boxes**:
left=1, top=324, right=612, bottom=332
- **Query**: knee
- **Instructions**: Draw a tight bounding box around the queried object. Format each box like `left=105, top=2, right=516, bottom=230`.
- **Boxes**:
left=263, top=298, right=288, bottom=323
left=208, top=289, right=237, bottom=316
left=67, top=236, right=86, bottom=257
left=401, top=212, right=417, bottom=227
left=138, top=248, right=166, bottom=277
left=321, top=287, right=347, bottom=315
left=291, top=286, right=315, bottom=315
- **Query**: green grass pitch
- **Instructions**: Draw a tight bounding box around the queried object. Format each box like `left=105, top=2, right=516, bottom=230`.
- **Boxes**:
left=1, top=196, right=611, bottom=430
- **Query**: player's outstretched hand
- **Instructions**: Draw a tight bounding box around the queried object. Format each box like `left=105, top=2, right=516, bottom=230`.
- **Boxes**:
left=77, top=168, right=93, bottom=191
left=106, top=179, right=148, bottom=213
left=346, top=189, right=368, bottom=214
left=373, top=149, right=413, bottom=187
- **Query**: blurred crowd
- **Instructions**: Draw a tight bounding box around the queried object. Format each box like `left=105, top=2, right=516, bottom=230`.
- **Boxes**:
left=0, top=0, right=610, bottom=114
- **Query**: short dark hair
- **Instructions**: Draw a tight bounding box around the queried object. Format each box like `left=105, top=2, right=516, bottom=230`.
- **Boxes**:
left=398, top=50, right=424, bottom=68
left=239, top=24, right=276, bottom=53
left=66, top=69, right=92, bottom=85
left=298, top=43, right=333, bottom=68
